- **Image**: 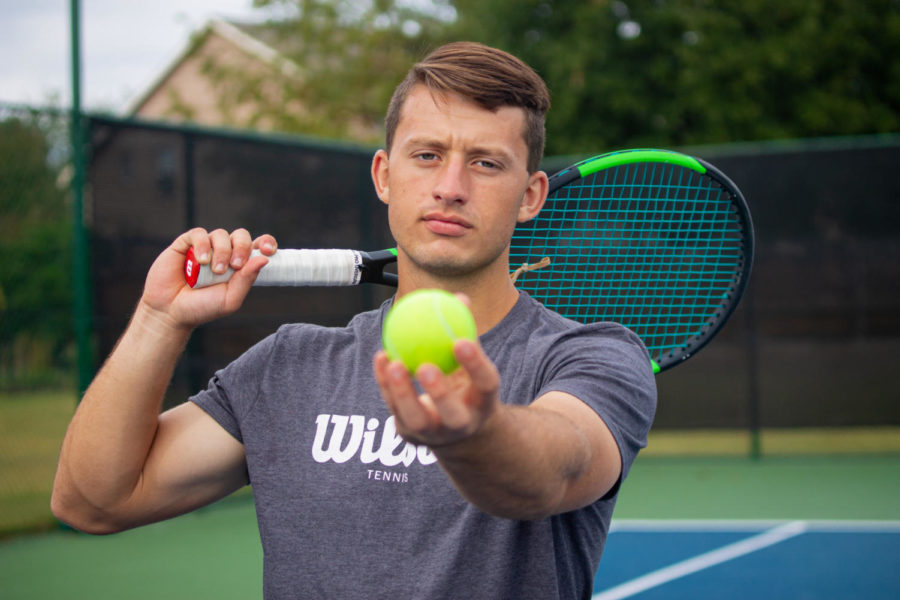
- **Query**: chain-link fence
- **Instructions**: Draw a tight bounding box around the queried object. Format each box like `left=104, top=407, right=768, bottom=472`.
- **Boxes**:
left=2, top=110, right=898, bottom=534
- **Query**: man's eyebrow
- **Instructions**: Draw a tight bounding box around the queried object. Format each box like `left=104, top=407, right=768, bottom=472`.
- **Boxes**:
left=402, top=137, right=516, bottom=163
left=401, top=136, right=448, bottom=151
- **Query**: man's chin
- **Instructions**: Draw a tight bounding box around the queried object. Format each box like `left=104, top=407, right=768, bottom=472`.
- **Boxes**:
left=403, top=247, right=488, bottom=279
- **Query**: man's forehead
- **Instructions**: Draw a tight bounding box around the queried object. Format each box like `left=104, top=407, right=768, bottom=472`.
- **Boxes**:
left=394, top=85, right=529, bottom=151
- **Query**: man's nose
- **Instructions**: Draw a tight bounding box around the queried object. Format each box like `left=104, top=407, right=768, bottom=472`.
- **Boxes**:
left=432, top=156, right=469, bottom=204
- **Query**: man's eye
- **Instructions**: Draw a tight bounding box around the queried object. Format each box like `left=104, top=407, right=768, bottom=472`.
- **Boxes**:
left=476, top=159, right=499, bottom=169
left=416, top=152, right=438, bottom=161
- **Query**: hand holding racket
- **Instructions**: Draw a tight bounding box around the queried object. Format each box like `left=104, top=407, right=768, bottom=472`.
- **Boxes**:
left=131, top=227, right=276, bottom=331
left=184, top=149, right=753, bottom=372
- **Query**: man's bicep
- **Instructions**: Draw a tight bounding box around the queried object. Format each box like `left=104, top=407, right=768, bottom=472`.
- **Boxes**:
left=131, top=402, right=248, bottom=526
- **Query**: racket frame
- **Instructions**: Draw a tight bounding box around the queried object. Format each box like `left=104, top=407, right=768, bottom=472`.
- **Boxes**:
left=515, top=148, right=754, bottom=373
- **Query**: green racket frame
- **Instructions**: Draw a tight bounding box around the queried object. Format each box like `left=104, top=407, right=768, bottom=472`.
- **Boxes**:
left=510, top=149, right=755, bottom=373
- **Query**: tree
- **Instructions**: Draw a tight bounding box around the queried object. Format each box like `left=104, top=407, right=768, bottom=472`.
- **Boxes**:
left=197, top=0, right=457, bottom=144
left=199, top=1, right=900, bottom=153
left=0, top=111, right=73, bottom=384
left=449, top=0, right=900, bottom=154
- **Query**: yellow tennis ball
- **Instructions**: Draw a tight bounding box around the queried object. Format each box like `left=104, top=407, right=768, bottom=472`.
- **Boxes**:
left=382, top=289, right=477, bottom=374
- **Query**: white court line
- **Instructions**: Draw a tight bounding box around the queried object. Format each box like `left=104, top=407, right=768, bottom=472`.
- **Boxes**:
left=592, top=520, right=808, bottom=600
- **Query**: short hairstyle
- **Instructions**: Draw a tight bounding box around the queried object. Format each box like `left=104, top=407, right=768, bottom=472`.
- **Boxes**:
left=384, top=42, right=551, bottom=173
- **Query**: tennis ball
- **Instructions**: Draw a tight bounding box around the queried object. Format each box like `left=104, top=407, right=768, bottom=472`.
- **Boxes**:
left=382, top=289, right=477, bottom=374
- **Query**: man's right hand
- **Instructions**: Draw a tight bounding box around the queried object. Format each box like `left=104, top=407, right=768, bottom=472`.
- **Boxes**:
left=140, top=227, right=278, bottom=330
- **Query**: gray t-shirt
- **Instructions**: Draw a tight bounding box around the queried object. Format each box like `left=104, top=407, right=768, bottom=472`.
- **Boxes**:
left=192, top=291, right=656, bottom=599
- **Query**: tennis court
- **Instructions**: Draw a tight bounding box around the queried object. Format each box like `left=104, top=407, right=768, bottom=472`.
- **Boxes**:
left=595, top=520, right=900, bottom=599
left=2, top=455, right=897, bottom=599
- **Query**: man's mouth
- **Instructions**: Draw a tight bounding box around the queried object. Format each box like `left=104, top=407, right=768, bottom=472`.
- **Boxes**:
left=422, top=212, right=472, bottom=237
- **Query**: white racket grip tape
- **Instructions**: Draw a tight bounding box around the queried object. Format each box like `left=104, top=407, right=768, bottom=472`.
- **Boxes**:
left=185, top=248, right=363, bottom=288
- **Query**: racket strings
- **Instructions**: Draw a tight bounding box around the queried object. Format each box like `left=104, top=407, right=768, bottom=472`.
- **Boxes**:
left=510, top=162, right=747, bottom=364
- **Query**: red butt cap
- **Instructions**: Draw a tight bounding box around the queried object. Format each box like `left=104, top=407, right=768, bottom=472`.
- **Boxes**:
left=184, top=247, right=200, bottom=288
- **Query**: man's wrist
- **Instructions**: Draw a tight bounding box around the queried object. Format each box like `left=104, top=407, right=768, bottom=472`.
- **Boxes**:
left=131, top=300, right=194, bottom=345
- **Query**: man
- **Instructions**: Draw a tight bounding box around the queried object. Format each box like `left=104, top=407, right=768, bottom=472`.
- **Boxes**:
left=53, top=42, right=656, bottom=599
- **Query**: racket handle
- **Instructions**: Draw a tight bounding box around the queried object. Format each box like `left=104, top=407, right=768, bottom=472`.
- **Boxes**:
left=184, top=247, right=364, bottom=288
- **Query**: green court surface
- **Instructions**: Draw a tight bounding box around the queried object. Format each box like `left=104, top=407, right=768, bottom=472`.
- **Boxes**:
left=1, top=455, right=897, bottom=599
left=615, top=455, right=900, bottom=521
left=0, top=498, right=263, bottom=599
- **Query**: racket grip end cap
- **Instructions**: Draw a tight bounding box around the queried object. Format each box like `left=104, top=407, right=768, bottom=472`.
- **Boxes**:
left=184, top=247, right=233, bottom=288
left=185, top=247, right=200, bottom=288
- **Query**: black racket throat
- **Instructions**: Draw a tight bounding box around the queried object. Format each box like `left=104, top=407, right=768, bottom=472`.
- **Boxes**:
left=359, top=249, right=399, bottom=285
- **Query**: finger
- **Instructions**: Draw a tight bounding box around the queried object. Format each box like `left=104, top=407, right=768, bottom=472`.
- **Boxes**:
left=230, top=251, right=269, bottom=284
left=173, top=227, right=211, bottom=262
left=228, top=228, right=253, bottom=269
left=252, top=234, right=278, bottom=256
left=453, top=292, right=472, bottom=309
left=214, top=257, right=263, bottom=313
left=208, top=229, right=233, bottom=275
left=416, top=364, right=471, bottom=431
left=385, top=360, right=438, bottom=436
left=453, top=339, right=500, bottom=399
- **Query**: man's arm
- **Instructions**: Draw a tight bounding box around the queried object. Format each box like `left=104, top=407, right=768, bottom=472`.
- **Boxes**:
left=51, top=228, right=273, bottom=534
left=373, top=340, right=623, bottom=520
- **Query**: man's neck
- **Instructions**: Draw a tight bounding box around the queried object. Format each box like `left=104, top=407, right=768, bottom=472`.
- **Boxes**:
left=395, top=261, right=520, bottom=335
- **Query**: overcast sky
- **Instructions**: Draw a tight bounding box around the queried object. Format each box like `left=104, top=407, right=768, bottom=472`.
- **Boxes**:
left=0, top=0, right=279, bottom=112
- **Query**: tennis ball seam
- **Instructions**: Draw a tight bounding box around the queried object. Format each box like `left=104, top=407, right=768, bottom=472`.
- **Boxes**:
left=433, top=294, right=463, bottom=342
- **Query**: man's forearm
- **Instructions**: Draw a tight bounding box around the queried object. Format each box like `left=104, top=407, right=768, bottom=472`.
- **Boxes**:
left=432, top=395, right=618, bottom=520
left=52, top=303, right=192, bottom=529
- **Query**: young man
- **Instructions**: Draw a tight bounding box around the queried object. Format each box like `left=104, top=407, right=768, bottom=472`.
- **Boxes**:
left=53, top=42, right=656, bottom=599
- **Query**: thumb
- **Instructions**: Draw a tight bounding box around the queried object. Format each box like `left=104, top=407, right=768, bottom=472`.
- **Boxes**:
left=218, top=254, right=269, bottom=312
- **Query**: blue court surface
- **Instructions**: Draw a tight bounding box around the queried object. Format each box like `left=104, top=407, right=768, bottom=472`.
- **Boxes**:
left=592, top=520, right=900, bottom=599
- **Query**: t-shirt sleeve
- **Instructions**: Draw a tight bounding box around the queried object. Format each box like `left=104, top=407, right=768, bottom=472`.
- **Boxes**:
left=535, top=323, right=657, bottom=492
left=189, top=330, right=280, bottom=444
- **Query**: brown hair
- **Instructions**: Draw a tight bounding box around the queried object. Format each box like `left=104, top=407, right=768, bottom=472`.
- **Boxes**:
left=384, top=42, right=550, bottom=173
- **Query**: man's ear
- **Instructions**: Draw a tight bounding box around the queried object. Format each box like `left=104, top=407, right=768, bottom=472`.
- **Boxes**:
left=517, top=170, right=549, bottom=223
left=371, top=149, right=390, bottom=205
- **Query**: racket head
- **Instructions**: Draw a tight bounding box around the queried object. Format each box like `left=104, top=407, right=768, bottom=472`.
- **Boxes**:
left=510, top=149, right=754, bottom=373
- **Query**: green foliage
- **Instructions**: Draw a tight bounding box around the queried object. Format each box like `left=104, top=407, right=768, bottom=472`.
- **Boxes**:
left=449, top=0, right=900, bottom=154
left=0, top=114, right=73, bottom=384
left=205, top=0, right=898, bottom=153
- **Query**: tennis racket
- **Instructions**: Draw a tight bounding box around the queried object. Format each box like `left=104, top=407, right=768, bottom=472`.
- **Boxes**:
left=184, top=148, right=754, bottom=373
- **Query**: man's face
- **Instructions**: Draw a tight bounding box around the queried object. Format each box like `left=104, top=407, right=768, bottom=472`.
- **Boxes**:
left=372, top=85, right=546, bottom=280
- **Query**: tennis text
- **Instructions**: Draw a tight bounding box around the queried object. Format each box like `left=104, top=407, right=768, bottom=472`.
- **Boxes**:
left=311, top=414, right=438, bottom=467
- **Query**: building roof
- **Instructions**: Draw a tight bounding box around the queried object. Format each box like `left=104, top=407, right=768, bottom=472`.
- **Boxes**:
left=127, top=19, right=302, bottom=116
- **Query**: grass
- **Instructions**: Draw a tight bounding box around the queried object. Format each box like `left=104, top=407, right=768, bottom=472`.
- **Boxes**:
left=0, top=389, right=75, bottom=536
left=644, top=426, right=900, bottom=457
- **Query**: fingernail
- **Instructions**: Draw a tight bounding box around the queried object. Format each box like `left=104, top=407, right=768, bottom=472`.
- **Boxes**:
left=418, top=367, right=437, bottom=385
left=214, top=262, right=226, bottom=273
left=389, top=365, right=407, bottom=382
left=231, top=257, right=243, bottom=268
left=456, top=341, right=475, bottom=358
left=199, top=252, right=210, bottom=263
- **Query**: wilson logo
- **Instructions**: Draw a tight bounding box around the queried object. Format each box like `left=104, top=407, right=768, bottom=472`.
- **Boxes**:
left=311, top=414, right=437, bottom=467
